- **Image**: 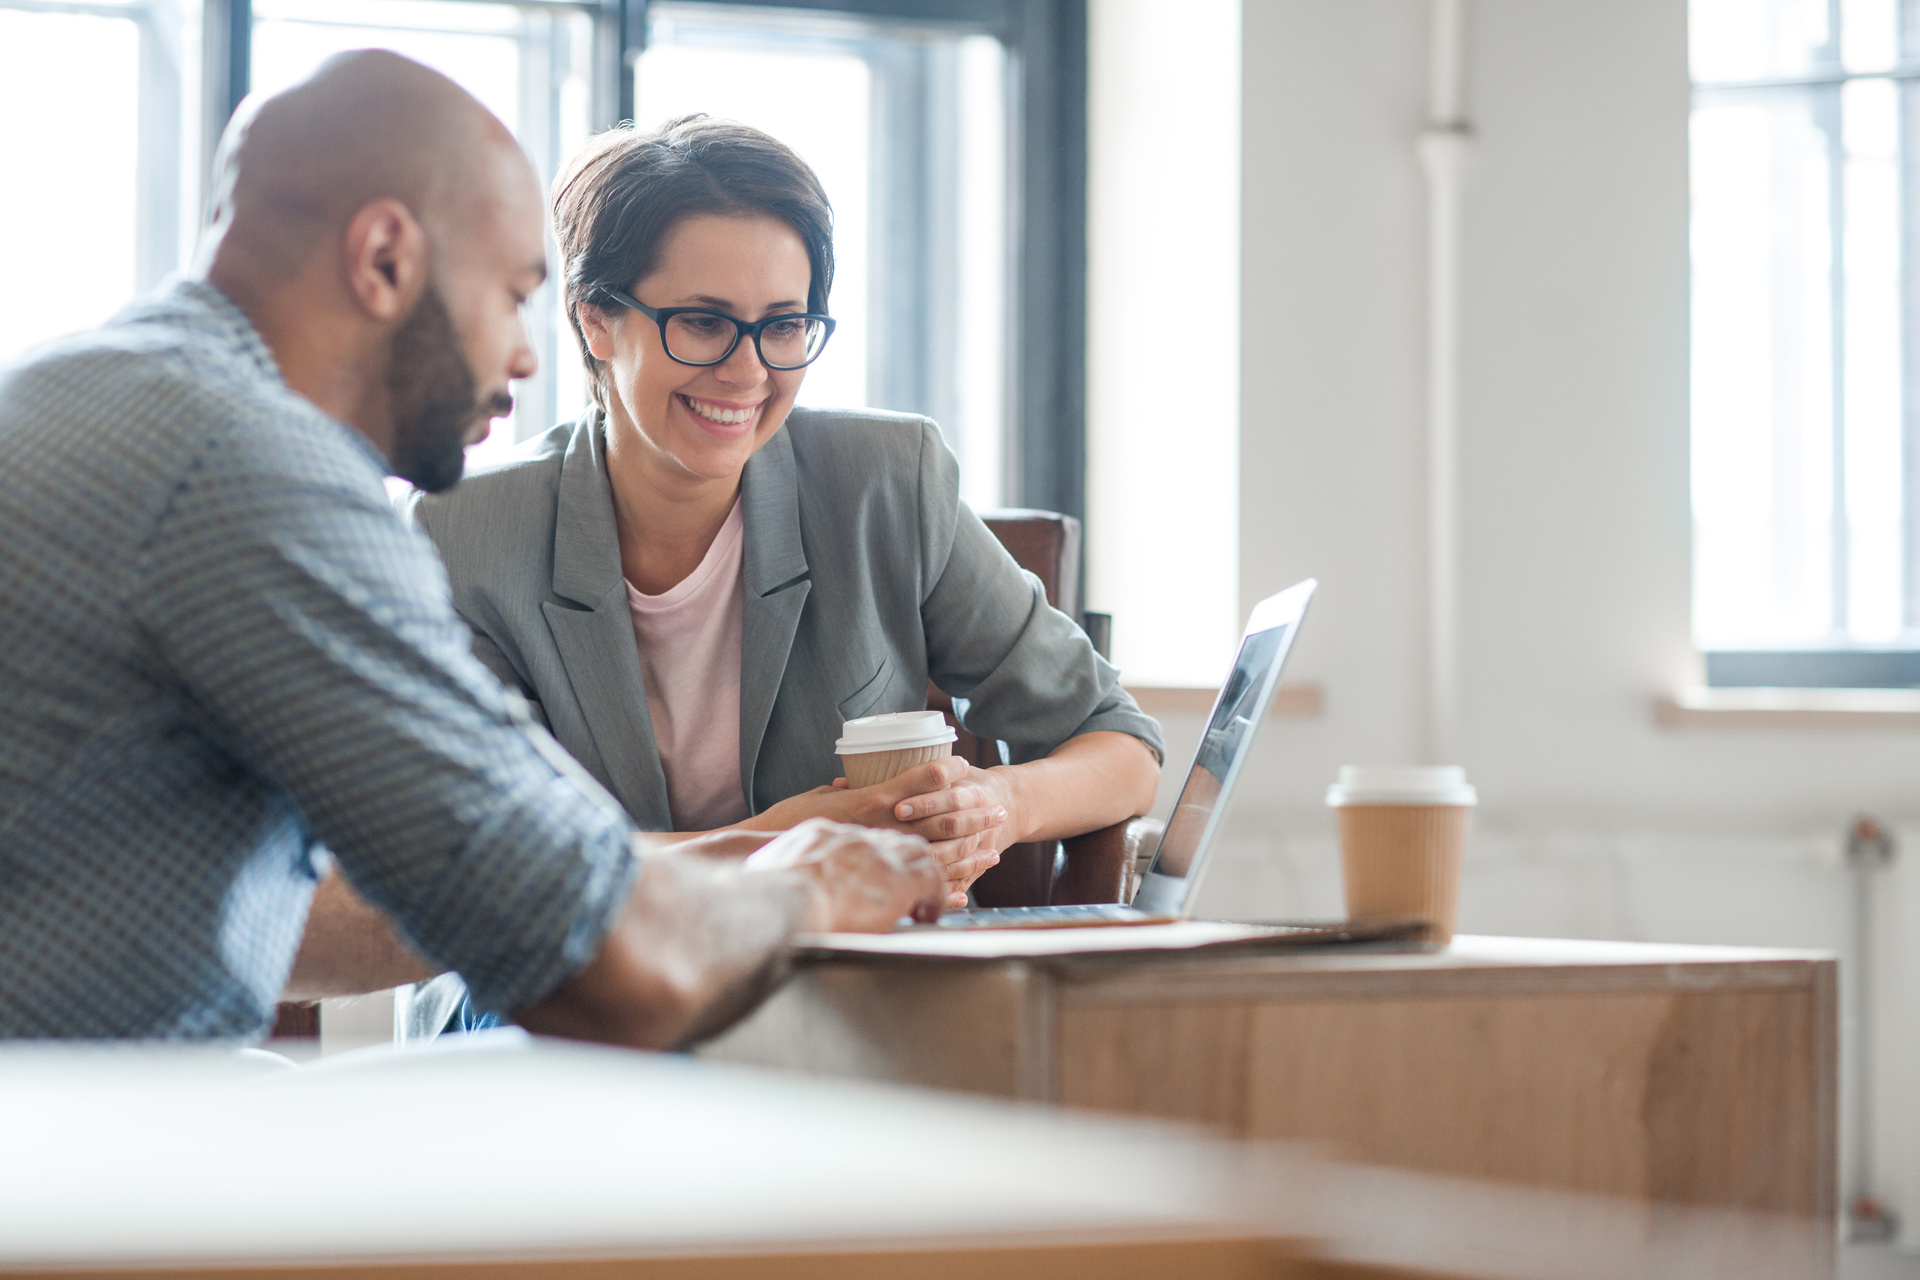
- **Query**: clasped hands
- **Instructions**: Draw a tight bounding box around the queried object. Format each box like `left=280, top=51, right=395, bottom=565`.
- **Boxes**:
left=751, top=756, right=1015, bottom=908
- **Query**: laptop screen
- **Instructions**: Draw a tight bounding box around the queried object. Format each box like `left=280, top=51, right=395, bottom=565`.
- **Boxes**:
left=1131, top=581, right=1313, bottom=916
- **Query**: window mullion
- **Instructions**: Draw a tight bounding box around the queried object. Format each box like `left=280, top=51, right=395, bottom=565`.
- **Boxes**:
left=134, top=5, right=183, bottom=294
left=1829, top=83, right=1853, bottom=639
left=1904, top=71, right=1920, bottom=632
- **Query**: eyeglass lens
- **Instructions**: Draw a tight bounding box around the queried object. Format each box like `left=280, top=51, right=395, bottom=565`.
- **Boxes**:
left=664, top=312, right=829, bottom=369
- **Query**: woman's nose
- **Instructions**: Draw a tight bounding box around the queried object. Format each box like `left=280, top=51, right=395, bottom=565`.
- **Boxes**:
left=715, top=332, right=769, bottom=384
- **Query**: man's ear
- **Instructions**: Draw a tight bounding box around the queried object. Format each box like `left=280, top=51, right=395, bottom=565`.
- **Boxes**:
left=576, top=300, right=618, bottom=361
left=342, top=198, right=429, bottom=323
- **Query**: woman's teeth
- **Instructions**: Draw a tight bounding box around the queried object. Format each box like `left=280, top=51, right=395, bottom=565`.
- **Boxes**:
left=683, top=396, right=755, bottom=425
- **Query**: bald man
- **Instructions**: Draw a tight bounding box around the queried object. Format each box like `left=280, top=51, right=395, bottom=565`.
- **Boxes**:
left=0, top=51, right=943, bottom=1046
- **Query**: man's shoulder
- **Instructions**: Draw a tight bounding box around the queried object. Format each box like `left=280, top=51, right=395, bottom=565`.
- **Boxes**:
left=0, top=308, right=370, bottom=490
left=3, top=321, right=241, bottom=425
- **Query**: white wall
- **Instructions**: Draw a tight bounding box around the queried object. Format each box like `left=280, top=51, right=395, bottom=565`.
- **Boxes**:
left=1228, top=0, right=1920, bottom=836
left=1085, top=0, right=1241, bottom=687
left=1162, top=0, right=1920, bottom=1237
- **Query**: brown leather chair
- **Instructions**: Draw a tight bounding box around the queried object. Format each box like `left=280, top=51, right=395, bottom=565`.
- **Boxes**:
left=926, top=510, right=1151, bottom=907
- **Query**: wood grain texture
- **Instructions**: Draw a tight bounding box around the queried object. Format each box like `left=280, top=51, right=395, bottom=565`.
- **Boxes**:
left=1055, top=984, right=1828, bottom=1216
left=700, top=961, right=1048, bottom=1098
left=705, top=938, right=1837, bottom=1224
left=1643, top=990, right=1819, bottom=1211
left=1057, top=999, right=1254, bottom=1133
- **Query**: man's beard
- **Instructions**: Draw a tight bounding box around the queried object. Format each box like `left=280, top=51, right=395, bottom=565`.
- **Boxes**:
left=385, top=280, right=512, bottom=493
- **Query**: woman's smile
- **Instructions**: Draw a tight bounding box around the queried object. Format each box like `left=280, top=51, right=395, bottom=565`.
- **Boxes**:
left=677, top=391, right=765, bottom=435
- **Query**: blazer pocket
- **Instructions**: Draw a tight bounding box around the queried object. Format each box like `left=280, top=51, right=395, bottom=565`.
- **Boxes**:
left=837, top=655, right=896, bottom=722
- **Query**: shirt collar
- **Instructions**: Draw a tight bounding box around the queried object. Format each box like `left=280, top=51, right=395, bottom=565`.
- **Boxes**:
left=161, top=277, right=392, bottom=477
left=170, top=277, right=286, bottom=388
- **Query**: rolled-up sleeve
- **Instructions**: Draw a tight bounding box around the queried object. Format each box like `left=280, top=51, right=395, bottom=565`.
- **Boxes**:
left=914, top=423, right=1164, bottom=766
left=130, top=424, right=636, bottom=1016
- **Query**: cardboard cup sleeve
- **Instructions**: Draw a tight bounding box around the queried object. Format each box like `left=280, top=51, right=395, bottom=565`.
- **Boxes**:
left=840, top=742, right=955, bottom=789
left=1336, top=804, right=1470, bottom=945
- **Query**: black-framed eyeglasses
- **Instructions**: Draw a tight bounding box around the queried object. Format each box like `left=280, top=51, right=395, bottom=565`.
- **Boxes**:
left=599, top=288, right=836, bottom=370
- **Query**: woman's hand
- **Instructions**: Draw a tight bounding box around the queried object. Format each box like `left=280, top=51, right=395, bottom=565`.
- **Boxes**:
left=873, top=732, right=1160, bottom=908
left=834, top=762, right=1021, bottom=907
left=749, top=755, right=1006, bottom=904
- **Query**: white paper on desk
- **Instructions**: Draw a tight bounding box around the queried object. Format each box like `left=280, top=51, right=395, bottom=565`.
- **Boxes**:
left=795, top=919, right=1301, bottom=960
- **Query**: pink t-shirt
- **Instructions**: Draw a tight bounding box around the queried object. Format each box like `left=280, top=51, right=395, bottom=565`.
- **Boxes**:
left=624, top=499, right=750, bottom=832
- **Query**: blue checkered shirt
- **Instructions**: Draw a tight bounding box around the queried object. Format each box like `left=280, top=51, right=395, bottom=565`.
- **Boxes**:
left=0, top=281, right=637, bottom=1039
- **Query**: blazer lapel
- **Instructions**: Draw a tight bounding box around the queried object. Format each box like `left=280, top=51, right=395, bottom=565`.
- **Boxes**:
left=739, top=430, right=811, bottom=812
left=544, top=413, right=671, bottom=826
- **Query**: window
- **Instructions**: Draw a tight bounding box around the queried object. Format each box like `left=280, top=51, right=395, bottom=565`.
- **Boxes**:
left=1084, top=0, right=1238, bottom=687
left=1691, top=0, right=1920, bottom=685
left=5, top=0, right=1086, bottom=525
left=246, top=0, right=601, bottom=462
left=0, top=0, right=203, bottom=365
left=637, top=3, right=1010, bottom=511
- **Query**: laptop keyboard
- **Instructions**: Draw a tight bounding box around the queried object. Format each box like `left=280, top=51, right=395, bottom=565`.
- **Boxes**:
left=925, top=903, right=1164, bottom=929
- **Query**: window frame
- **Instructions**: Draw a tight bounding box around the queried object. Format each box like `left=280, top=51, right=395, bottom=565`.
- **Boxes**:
left=1691, top=9, right=1920, bottom=687
left=2, top=0, right=194, bottom=304
left=206, top=0, right=1090, bottom=524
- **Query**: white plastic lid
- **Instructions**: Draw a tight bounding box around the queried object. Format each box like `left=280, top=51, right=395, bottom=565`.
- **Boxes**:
left=835, top=710, right=958, bottom=755
left=1325, top=765, right=1477, bottom=807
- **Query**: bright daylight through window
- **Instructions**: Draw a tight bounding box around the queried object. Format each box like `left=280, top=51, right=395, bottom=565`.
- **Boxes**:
left=0, top=0, right=1013, bottom=514
left=1691, top=0, right=1920, bottom=683
left=249, top=0, right=598, bottom=463
left=638, top=5, right=1010, bottom=513
left=0, top=0, right=201, bottom=367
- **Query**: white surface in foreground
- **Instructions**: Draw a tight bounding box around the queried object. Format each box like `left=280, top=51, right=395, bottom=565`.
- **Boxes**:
left=0, top=1035, right=1284, bottom=1265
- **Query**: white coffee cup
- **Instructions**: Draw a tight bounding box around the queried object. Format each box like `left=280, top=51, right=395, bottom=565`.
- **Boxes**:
left=1326, top=766, right=1477, bottom=945
left=836, top=711, right=958, bottom=789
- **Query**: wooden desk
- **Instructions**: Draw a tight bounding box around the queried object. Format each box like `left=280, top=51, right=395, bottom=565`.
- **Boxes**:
left=703, top=934, right=1837, bottom=1223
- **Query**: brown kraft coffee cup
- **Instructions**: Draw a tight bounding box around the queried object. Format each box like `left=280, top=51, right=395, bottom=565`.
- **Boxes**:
left=836, top=711, right=958, bottom=789
left=1325, top=766, right=1476, bottom=945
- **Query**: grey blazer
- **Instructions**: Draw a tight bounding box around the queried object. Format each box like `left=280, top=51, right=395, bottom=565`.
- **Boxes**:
left=406, top=406, right=1163, bottom=832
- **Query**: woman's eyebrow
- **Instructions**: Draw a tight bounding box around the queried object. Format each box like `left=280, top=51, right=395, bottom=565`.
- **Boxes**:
left=685, top=294, right=807, bottom=312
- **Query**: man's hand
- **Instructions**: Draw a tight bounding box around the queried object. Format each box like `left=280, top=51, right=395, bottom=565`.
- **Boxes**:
left=744, top=818, right=946, bottom=931
left=751, top=756, right=1004, bottom=900
left=515, top=821, right=944, bottom=1051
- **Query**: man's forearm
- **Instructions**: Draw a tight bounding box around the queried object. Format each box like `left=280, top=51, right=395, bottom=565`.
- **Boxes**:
left=283, top=869, right=443, bottom=1002
left=513, top=843, right=813, bottom=1050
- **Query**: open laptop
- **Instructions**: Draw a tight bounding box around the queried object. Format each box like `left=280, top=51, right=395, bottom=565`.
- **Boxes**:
left=926, top=578, right=1317, bottom=930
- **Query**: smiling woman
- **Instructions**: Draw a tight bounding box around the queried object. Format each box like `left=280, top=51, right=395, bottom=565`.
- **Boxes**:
left=582, top=213, right=829, bottom=576
left=406, top=116, right=1162, bottom=930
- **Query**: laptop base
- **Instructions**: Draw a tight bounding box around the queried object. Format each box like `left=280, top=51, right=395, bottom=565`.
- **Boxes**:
left=925, top=904, right=1174, bottom=930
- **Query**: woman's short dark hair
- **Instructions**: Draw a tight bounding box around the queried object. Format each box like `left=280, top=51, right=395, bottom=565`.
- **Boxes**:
left=551, top=114, right=836, bottom=410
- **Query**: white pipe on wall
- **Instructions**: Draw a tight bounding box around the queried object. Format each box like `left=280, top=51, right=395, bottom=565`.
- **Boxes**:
left=1420, top=0, right=1471, bottom=764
